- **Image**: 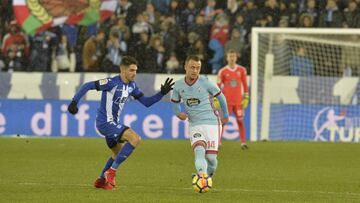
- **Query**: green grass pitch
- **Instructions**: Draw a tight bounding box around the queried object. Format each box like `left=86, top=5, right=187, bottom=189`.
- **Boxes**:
left=0, top=137, right=359, bottom=203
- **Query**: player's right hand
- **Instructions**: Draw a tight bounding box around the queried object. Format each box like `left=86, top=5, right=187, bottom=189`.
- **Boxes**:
left=68, top=100, right=78, bottom=115
left=177, top=112, right=187, bottom=120
left=221, top=117, right=229, bottom=125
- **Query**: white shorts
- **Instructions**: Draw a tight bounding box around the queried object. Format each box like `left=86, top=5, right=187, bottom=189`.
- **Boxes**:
left=189, top=124, right=222, bottom=153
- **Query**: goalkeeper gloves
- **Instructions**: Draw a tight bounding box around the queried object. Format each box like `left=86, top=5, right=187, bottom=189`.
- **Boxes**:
left=160, top=77, right=175, bottom=95
left=68, top=100, right=78, bottom=115
left=241, top=94, right=249, bottom=109
left=213, top=97, right=220, bottom=109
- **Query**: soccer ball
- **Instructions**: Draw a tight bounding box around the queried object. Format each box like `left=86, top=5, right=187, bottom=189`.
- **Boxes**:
left=192, top=173, right=212, bottom=193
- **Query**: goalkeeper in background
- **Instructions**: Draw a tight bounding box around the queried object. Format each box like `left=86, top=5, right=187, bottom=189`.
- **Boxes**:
left=67, top=56, right=174, bottom=190
left=217, top=49, right=249, bottom=149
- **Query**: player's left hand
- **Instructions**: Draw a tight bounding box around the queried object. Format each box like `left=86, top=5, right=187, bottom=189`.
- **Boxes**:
left=160, top=77, right=175, bottom=95
left=242, top=94, right=249, bottom=109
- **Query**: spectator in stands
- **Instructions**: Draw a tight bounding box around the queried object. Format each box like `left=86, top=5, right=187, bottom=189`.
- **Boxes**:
left=225, top=29, right=245, bottom=57
left=115, top=0, right=137, bottom=27
left=319, top=0, right=345, bottom=27
left=144, top=3, right=162, bottom=32
left=29, top=31, right=57, bottom=72
left=289, top=47, right=314, bottom=76
left=0, top=52, right=5, bottom=71
left=186, top=32, right=207, bottom=64
left=167, top=0, right=182, bottom=24
left=188, top=15, right=210, bottom=43
left=210, top=13, right=230, bottom=46
left=1, top=20, right=29, bottom=72
left=279, top=1, right=298, bottom=27
left=132, top=32, right=149, bottom=71
left=302, top=0, right=319, bottom=27
left=110, top=16, right=131, bottom=46
left=201, top=0, right=222, bottom=25
left=51, top=34, right=75, bottom=72
left=243, top=0, right=259, bottom=29
left=165, top=52, right=180, bottom=73
left=60, top=24, right=78, bottom=49
left=132, top=13, right=154, bottom=36
left=180, top=0, right=198, bottom=33
left=159, top=20, right=177, bottom=58
left=149, top=0, right=171, bottom=14
left=261, top=0, right=281, bottom=27
left=232, top=14, right=249, bottom=43
left=298, top=13, right=314, bottom=27
left=344, top=0, right=360, bottom=28
left=145, top=34, right=165, bottom=73
left=208, top=38, right=224, bottom=74
left=102, top=31, right=127, bottom=73
left=82, top=30, right=106, bottom=72
left=224, top=0, right=242, bottom=25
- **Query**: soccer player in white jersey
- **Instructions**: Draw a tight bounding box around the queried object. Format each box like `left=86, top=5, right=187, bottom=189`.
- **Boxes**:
left=67, top=56, right=174, bottom=190
left=171, top=55, right=229, bottom=179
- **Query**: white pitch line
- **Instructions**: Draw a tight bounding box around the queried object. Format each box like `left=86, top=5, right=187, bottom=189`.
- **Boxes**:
left=14, top=182, right=360, bottom=197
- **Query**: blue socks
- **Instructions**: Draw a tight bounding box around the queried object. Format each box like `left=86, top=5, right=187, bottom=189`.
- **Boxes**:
left=194, top=146, right=207, bottom=174
left=100, top=157, right=114, bottom=178
left=111, top=142, right=135, bottom=170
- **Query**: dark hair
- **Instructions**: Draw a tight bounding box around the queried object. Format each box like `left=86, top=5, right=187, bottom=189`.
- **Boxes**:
left=185, top=55, right=201, bottom=64
left=121, top=56, right=138, bottom=67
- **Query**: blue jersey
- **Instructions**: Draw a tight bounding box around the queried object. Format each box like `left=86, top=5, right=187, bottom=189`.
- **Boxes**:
left=95, top=76, right=143, bottom=124
left=171, top=76, right=221, bottom=126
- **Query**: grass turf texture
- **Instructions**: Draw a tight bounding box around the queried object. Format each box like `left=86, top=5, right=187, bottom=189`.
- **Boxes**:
left=0, top=137, right=359, bottom=203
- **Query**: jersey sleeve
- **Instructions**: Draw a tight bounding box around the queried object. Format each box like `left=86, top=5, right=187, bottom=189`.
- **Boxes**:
left=130, top=83, right=144, bottom=99
left=241, top=68, right=249, bottom=94
left=170, top=84, right=181, bottom=103
left=205, top=79, right=221, bottom=97
left=94, top=78, right=116, bottom=91
left=217, top=68, right=225, bottom=88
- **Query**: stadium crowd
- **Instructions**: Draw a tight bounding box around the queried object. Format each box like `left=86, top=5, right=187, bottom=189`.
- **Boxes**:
left=1, top=0, right=360, bottom=74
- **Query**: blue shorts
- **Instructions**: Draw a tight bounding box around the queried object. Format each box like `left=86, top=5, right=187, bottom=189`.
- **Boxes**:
left=96, top=122, right=129, bottom=148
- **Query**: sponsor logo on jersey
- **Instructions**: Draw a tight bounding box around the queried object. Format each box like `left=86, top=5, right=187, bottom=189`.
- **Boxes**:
left=230, top=79, right=238, bottom=87
left=128, top=86, right=134, bottom=93
left=99, top=79, right=108, bottom=85
left=186, top=98, right=200, bottom=107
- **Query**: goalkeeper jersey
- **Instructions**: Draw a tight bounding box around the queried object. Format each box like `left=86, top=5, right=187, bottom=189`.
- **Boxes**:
left=217, top=65, right=248, bottom=105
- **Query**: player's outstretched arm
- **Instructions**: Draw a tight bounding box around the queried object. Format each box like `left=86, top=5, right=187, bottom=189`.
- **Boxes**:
left=68, top=81, right=97, bottom=115
left=216, top=93, right=229, bottom=124
left=136, top=77, right=174, bottom=107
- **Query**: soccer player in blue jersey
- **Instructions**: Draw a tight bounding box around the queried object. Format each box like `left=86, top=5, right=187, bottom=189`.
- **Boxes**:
left=171, top=55, right=229, bottom=180
left=67, top=56, right=174, bottom=190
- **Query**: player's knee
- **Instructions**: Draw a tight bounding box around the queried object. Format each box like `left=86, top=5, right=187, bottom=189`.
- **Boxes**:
left=128, top=133, right=140, bottom=147
left=122, top=129, right=141, bottom=147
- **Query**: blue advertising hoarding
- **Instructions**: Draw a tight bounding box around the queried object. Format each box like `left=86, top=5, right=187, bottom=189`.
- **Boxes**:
left=0, top=99, right=251, bottom=140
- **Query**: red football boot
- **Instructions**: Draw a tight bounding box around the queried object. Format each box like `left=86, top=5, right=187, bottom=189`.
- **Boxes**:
left=105, top=168, right=116, bottom=187
left=94, top=177, right=106, bottom=188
